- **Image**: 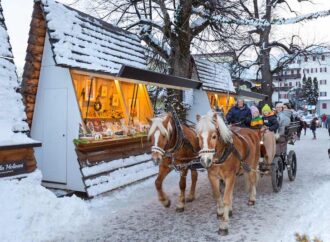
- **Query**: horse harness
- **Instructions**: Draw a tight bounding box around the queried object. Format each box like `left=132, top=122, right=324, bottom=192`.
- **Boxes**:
left=151, top=107, right=200, bottom=172
left=199, top=125, right=255, bottom=173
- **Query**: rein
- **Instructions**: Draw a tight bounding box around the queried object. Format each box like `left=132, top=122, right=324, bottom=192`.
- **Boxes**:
left=198, top=125, right=254, bottom=172
left=152, top=107, right=199, bottom=171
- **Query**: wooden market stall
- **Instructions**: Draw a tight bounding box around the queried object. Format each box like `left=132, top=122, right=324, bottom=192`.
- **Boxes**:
left=185, top=58, right=236, bottom=121
left=0, top=3, right=41, bottom=178
left=21, top=0, right=200, bottom=196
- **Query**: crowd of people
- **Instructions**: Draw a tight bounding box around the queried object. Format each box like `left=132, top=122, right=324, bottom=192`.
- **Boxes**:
left=223, top=99, right=320, bottom=140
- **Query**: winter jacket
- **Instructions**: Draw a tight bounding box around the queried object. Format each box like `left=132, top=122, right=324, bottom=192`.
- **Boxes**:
left=277, top=111, right=291, bottom=135
left=322, top=115, right=327, bottom=122
left=226, top=104, right=252, bottom=127
left=263, top=112, right=279, bottom=132
left=251, top=116, right=263, bottom=129
left=310, top=118, right=317, bottom=131
left=326, top=116, right=330, bottom=127
left=282, top=109, right=294, bottom=122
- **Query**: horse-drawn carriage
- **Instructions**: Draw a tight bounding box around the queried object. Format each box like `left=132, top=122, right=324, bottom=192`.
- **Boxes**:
left=148, top=108, right=300, bottom=235
left=259, top=121, right=299, bottom=192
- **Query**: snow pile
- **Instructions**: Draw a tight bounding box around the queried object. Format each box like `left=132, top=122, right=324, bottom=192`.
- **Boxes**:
left=82, top=153, right=151, bottom=177
left=39, top=0, right=146, bottom=75
left=86, top=160, right=158, bottom=197
left=280, top=182, right=330, bottom=242
left=0, top=4, right=33, bottom=146
left=0, top=170, right=90, bottom=242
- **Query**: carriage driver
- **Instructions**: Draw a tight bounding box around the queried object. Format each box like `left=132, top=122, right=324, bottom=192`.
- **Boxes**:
left=226, top=99, right=252, bottom=127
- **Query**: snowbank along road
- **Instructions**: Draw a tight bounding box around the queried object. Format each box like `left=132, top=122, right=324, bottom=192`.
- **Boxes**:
left=3, top=129, right=330, bottom=242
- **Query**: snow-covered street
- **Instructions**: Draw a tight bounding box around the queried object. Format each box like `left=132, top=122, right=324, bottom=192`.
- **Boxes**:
left=57, top=128, right=330, bottom=242
left=2, top=128, right=330, bottom=242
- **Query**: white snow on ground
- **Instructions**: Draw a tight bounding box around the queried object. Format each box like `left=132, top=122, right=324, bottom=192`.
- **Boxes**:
left=0, top=170, right=90, bottom=242
left=2, top=129, right=330, bottom=242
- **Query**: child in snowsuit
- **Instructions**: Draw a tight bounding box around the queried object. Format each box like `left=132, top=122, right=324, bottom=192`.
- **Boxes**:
left=250, top=106, right=263, bottom=129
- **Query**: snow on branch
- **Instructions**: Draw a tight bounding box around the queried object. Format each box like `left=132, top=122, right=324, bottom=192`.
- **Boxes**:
left=209, top=9, right=330, bottom=27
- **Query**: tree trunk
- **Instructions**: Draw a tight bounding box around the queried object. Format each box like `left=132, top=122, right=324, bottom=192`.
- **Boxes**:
left=260, top=0, right=273, bottom=105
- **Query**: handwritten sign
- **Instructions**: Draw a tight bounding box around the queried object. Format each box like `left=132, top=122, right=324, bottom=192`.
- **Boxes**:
left=0, top=161, right=26, bottom=177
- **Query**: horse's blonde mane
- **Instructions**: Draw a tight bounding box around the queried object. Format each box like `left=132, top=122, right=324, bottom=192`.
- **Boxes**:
left=196, top=111, right=232, bottom=143
left=147, top=115, right=173, bottom=140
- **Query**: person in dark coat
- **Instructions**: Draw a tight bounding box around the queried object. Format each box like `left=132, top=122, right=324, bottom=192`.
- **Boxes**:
left=310, top=117, right=318, bottom=140
left=295, top=116, right=304, bottom=140
left=226, top=99, right=252, bottom=127
left=261, top=104, right=279, bottom=133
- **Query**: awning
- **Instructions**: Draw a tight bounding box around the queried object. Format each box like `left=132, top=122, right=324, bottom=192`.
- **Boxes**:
left=238, top=89, right=267, bottom=101
left=117, top=65, right=202, bottom=90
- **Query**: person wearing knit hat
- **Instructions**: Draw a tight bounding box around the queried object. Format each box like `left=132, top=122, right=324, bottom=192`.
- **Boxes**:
left=262, top=104, right=272, bottom=114
left=250, top=106, right=263, bottom=128
left=262, top=104, right=279, bottom=133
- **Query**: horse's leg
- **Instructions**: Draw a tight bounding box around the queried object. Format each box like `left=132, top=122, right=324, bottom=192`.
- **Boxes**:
left=176, top=168, right=188, bottom=212
left=155, top=162, right=171, bottom=208
left=186, top=169, right=198, bottom=202
left=219, top=174, right=236, bottom=236
left=208, top=171, right=224, bottom=218
left=247, top=144, right=260, bottom=206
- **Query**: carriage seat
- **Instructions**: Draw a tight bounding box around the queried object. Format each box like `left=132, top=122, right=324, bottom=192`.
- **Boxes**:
left=275, top=122, right=300, bottom=155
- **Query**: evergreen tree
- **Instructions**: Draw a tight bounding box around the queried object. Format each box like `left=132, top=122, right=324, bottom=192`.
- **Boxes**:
left=311, top=77, right=319, bottom=105
left=302, top=75, right=319, bottom=105
left=302, top=74, right=307, bottom=99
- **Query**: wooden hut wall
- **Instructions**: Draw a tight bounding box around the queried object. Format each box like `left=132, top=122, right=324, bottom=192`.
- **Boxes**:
left=22, top=2, right=46, bottom=127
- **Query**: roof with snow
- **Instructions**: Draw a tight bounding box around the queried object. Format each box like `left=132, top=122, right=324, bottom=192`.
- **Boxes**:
left=38, top=0, right=147, bottom=75
left=0, top=3, right=35, bottom=146
left=194, top=59, right=236, bottom=93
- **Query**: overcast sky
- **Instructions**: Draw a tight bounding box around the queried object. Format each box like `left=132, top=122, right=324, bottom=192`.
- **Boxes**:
left=2, top=0, right=330, bottom=71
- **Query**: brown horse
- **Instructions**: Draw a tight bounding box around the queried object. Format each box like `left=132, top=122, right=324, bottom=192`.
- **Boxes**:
left=196, top=112, right=261, bottom=235
left=148, top=113, right=200, bottom=212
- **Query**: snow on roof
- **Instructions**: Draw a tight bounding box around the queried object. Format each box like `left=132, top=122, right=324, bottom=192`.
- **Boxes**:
left=39, top=0, right=147, bottom=75
left=0, top=3, right=33, bottom=146
left=194, top=59, right=236, bottom=93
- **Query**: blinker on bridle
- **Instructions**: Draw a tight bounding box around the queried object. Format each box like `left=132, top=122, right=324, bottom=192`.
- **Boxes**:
left=151, top=146, right=166, bottom=156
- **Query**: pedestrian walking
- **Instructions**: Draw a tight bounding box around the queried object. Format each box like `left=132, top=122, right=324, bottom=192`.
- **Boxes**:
left=310, top=117, right=318, bottom=140
left=321, top=113, right=327, bottom=128
left=327, top=116, right=330, bottom=137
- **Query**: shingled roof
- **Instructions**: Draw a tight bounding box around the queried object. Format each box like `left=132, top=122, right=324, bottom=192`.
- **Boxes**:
left=38, top=0, right=147, bottom=75
left=0, top=3, right=32, bottom=145
left=195, top=58, right=236, bottom=94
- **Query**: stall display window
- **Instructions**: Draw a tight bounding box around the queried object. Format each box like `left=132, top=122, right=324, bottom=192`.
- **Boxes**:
left=72, top=73, right=153, bottom=141
left=207, top=92, right=235, bottom=114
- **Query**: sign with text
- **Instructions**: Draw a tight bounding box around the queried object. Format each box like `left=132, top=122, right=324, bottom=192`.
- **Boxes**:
left=0, top=161, right=26, bottom=177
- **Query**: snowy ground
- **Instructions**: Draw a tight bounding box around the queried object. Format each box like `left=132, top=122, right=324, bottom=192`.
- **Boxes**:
left=2, top=128, right=330, bottom=242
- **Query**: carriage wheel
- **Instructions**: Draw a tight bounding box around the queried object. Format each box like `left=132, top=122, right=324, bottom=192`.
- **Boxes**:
left=287, top=150, right=297, bottom=181
left=271, top=157, right=283, bottom=193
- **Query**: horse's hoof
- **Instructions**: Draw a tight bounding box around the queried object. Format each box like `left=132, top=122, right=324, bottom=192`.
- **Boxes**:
left=218, top=228, right=229, bottom=236
left=247, top=200, right=255, bottom=206
left=217, top=213, right=223, bottom=219
left=162, top=199, right=171, bottom=208
left=185, top=197, right=194, bottom=203
left=175, top=206, right=184, bottom=213
left=229, top=210, right=233, bottom=217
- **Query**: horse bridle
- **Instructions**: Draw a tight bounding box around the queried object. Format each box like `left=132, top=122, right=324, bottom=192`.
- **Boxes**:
left=151, top=145, right=166, bottom=156
left=198, top=125, right=251, bottom=171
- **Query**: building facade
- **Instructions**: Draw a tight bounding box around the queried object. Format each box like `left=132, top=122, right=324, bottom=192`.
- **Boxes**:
left=272, top=51, right=330, bottom=114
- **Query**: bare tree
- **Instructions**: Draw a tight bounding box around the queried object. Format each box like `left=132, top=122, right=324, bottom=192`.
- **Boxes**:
left=72, top=0, right=330, bottom=105
left=222, top=0, right=330, bottom=103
